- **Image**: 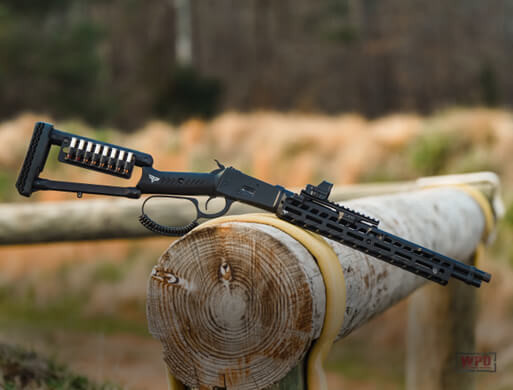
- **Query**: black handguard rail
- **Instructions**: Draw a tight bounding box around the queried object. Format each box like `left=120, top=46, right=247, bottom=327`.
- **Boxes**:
left=16, top=122, right=492, bottom=288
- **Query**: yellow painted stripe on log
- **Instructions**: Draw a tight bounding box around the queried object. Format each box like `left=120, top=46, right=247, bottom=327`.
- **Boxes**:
left=167, top=213, right=346, bottom=390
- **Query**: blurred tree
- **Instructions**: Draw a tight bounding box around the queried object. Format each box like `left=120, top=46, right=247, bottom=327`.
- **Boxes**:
left=0, top=0, right=223, bottom=130
left=0, top=2, right=106, bottom=124
left=154, top=65, right=222, bottom=123
left=93, top=0, right=221, bottom=128
left=304, top=0, right=358, bottom=43
left=479, top=64, right=499, bottom=107
left=2, top=0, right=510, bottom=127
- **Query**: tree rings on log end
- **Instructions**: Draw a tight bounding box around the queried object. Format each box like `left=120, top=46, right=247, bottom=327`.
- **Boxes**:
left=147, top=223, right=322, bottom=389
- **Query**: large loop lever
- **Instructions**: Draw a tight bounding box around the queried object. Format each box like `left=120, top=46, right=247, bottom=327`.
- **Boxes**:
left=138, top=195, right=234, bottom=236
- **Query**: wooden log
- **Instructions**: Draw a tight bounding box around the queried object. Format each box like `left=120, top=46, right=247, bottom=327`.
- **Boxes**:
left=0, top=172, right=499, bottom=245
left=148, top=222, right=325, bottom=390
left=147, top=187, right=486, bottom=389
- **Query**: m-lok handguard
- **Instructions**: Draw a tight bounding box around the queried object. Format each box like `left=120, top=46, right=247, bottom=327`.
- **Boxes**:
left=16, top=122, right=492, bottom=288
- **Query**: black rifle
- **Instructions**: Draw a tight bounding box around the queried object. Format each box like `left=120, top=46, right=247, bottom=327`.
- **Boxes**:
left=16, top=122, right=491, bottom=288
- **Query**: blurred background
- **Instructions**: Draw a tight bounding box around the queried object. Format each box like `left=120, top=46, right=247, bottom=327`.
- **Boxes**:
left=1, top=1, right=513, bottom=389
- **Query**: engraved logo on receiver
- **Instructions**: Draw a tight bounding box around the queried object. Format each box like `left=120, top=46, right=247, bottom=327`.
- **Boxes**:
left=148, top=174, right=160, bottom=183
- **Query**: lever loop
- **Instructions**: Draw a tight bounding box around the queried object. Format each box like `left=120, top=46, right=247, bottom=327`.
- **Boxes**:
left=138, top=195, right=234, bottom=236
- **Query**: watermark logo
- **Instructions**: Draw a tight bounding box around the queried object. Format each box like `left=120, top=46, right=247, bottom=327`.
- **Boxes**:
left=457, top=352, right=496, bottom=372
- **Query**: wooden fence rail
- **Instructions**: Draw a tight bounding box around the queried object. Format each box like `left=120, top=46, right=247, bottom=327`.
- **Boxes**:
left=0, top=172, right=500, bottom=245
left=1, top=184, right=401, bottom=245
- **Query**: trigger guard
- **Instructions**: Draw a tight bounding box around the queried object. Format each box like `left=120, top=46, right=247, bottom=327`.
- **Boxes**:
left=140, top=195, right=201, bottom=232
left=139, top=195, right=234, bottom=237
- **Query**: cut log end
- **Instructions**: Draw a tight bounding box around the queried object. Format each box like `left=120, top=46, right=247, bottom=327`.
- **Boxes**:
left=147, top=223, right=322, bottom=390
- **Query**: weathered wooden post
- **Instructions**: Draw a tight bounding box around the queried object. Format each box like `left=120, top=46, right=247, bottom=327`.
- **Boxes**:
left=406, top=273, right=479, bottom=390
left=146, top=187, right=489, bottom=389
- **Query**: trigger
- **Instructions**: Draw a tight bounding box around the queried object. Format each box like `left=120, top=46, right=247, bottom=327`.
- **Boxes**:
left=205, top=195, right=217, bottom=210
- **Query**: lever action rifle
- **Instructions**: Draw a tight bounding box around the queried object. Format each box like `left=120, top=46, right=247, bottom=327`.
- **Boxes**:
left=16, top=122, right=491, bottom=288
